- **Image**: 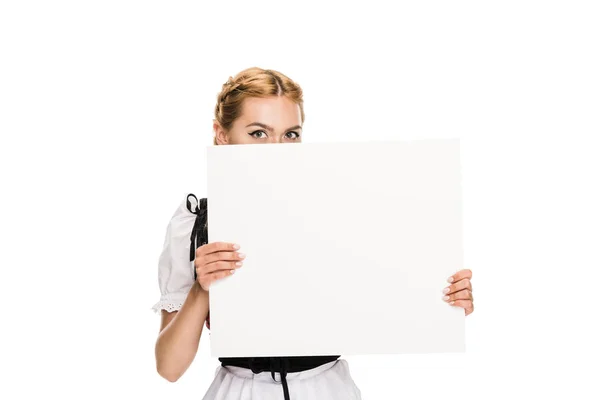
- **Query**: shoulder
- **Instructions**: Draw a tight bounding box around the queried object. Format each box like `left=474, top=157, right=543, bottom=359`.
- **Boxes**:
left=169, top=193, right=203, bottom=220
left=166, top=193, right=206, bottom=235
left=184, top=193, right=207, bottom=215
left=165, top=193, right=208, bottom=268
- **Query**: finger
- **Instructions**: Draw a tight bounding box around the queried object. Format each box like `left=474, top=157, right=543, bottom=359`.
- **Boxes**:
left=199, top=260, right=243, bottom=275
left=447, top=268, right=472, bottom=284
left=443, top=289, right=472, bottom=302
left=443, top=279, right=472, bottom=295
left=196, top=242, right=240, bottom=257
left=448, top=299, right=474, bottom=316
left=202, top=250, right=246, bottom=265
left=207, top=269, right=236, bottom=287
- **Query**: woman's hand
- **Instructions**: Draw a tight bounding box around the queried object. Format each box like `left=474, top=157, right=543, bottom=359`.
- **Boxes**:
left=195, top=242, right=245, bottom=291
left=442, top=269, right=474, bottom=316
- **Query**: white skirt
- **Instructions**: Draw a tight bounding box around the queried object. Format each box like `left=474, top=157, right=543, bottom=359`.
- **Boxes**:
left=202, top=359, right=362, bottom=400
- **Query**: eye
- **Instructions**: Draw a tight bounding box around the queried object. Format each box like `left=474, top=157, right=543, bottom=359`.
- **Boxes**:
left=285, top=131, right=300, bottom=140
left=249, top=130, right=267, bottom=139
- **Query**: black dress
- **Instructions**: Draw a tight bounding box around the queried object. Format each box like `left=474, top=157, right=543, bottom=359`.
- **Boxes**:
left=186, top=194, right=340, bottom=400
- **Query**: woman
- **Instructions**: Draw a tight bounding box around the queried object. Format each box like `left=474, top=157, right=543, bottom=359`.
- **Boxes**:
left=152, top=67, right=475, bottom=400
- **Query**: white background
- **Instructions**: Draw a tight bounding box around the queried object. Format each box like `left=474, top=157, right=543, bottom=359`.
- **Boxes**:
left=1, top=1, right=598, bottom=399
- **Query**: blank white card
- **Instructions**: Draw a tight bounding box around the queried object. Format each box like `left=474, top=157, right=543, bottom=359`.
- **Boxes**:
left=207, top=139, right=465, bottom=357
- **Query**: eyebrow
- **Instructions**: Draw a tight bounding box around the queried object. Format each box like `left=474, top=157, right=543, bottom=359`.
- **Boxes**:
left=245, top=122, right=302, bottom=131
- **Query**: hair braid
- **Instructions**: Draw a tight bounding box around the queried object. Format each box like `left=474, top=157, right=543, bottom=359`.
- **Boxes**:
left=212, top=67, right=304, bottom=145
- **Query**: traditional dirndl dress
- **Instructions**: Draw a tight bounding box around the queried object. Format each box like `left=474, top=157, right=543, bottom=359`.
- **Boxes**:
left=152, top=194, right=362, bottom=400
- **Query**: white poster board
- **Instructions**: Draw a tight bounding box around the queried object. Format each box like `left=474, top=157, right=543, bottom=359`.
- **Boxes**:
left=207, top=139, right=465, bottom=357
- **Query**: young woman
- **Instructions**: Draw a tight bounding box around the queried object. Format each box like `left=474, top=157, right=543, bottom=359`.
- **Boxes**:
left=152, top=67, right=475, bottom=400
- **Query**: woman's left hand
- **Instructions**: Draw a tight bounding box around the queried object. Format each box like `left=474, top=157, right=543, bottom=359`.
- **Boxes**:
left=442, top=269, right=474, bottom=316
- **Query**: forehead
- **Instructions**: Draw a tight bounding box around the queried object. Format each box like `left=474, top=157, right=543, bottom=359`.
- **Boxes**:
left=237, top=96, right=302, bottom=128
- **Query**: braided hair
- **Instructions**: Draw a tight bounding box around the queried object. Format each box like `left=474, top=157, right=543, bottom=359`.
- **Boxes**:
left=213, top=67, right=305, bottom=145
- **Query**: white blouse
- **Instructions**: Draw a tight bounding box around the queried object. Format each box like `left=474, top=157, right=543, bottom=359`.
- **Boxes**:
left=151, top=195, right=198, bottom=314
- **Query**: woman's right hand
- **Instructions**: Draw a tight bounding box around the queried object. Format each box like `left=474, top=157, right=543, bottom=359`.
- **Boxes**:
left=194, top=242, right=245, bottom=291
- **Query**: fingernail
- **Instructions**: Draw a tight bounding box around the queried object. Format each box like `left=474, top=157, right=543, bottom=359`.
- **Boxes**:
left=233, top=244, right=240, bottom=250
left=449, top=301, right=455, bottom=305
left=442, top=287, right=450, bottom=294
left=230, top=269, right=236, bottom=274
left=442, top=295, right=450, bottom=301
left=447, top=276, right=454, bottom=283
left=238, top=252, right=246, bottom=259
left=235, top=262, right=243, bottom=267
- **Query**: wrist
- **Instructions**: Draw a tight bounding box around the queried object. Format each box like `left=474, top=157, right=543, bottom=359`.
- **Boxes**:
left=192, top=280, right=208, bottom=298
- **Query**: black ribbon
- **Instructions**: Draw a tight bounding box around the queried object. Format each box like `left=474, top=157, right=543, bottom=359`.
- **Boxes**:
left=186, top=193, right=208, bottom=281
left=270, top=357, right=290, bottom=400
left=251, top=357, right=290, bottom=400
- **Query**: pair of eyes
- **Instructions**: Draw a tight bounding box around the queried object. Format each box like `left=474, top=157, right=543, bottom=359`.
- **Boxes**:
left=249, top=130, right=301, bottom=140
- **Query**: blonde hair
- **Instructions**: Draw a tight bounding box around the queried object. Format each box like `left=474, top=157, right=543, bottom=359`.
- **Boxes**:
left=213, top=67, right=305, bottom=145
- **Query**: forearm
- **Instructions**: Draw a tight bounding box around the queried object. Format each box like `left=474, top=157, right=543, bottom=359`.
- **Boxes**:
left=155, top=281, right=209, bottom=381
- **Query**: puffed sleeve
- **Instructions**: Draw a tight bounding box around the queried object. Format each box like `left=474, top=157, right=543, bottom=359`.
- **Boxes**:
left=151, top=194, right=199, bottom=314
